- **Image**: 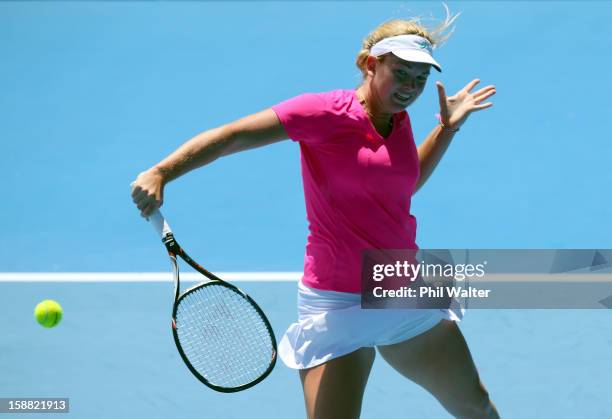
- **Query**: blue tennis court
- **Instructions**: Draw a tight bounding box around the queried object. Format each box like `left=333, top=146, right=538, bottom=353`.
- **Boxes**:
left=2, top=280, right=611, bottom=418
left=2, top=1, right=612, bottom=418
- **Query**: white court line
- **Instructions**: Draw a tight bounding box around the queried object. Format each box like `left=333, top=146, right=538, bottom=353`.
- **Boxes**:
left=2, top=272, right=611, bottom=283
left=0, top=272, right=302, bottom=282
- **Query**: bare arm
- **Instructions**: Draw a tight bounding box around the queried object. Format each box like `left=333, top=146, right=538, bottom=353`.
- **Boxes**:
left=131, top=108, right=288, bottom=216
left=414, top=79, right=496, bottom=194
left=155, top=109, right=287, bottom=181
left=414, top=125, right=456, bottom=193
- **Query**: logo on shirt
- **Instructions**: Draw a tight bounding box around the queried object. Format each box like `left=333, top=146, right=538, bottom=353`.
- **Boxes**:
left=365, top=133, right=379, bottom=144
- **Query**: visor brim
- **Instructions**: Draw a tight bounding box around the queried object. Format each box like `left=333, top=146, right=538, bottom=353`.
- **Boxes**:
left=391, top=50, right=442, bottom=72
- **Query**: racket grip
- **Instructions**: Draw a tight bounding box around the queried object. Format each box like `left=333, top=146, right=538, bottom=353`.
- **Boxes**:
left=148, top=209, right=173, bottom=239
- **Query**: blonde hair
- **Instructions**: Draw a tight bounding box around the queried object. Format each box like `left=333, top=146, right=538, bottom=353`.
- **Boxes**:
left=355, top=4, right=460, bottom=78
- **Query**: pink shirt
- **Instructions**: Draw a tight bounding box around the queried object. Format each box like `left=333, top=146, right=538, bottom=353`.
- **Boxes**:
left=272, top=89, right=420, bottom=293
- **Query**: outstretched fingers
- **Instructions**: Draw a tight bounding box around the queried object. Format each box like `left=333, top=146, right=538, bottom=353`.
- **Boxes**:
left=473, top=85, right=496, bottom=101
left=462, top=78, right=481, bottom=93
left=472, top=102, right=494, bottom=111
left=435, top=81, right=448, bottom=112
left=472, top=86, right=496, bottom=111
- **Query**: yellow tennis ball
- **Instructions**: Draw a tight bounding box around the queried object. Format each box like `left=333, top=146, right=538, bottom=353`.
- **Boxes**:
left=34, top=300, right=63, bottom=328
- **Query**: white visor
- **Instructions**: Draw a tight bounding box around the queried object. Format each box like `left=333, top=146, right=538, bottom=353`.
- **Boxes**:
left=370, top=35, right=441, bottom=72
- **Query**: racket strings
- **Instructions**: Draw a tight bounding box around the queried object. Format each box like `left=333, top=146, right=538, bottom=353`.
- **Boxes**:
left=175, top=284, right=275, bottom=389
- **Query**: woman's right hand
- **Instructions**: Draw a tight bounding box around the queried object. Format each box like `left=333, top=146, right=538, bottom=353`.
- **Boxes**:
left=130, top=168, right=165, bottom=218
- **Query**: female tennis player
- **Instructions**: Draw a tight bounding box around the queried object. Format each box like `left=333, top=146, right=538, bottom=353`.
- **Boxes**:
left=131, top=8, right=498, bottom=419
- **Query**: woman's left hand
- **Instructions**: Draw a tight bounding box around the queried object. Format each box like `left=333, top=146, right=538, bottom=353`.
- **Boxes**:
left=436, top=79, right=496, bottom=131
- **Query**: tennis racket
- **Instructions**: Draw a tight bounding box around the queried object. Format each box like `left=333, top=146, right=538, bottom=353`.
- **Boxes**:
left=148, top=209, right=277, bottom=392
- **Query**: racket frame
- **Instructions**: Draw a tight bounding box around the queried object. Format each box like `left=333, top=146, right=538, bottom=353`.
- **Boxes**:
left=158, top=223, right=278, bottom=393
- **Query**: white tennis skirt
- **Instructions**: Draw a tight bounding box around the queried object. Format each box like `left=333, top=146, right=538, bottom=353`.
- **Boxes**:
left=279, top=281, right=464, bottom=370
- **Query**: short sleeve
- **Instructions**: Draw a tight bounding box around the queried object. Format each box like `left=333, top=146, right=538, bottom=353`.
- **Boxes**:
left=272, top=93, right=330, bottom=144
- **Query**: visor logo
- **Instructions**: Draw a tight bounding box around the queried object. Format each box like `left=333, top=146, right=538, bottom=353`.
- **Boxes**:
left=417, top=40, right=432, bottom=53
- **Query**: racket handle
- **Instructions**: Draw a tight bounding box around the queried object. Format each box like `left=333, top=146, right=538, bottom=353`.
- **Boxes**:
left=148, top=209, right=173, bottom=239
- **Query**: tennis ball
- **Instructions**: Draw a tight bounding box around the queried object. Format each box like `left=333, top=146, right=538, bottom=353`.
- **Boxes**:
left=34, top=300, right=63, bottom=328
